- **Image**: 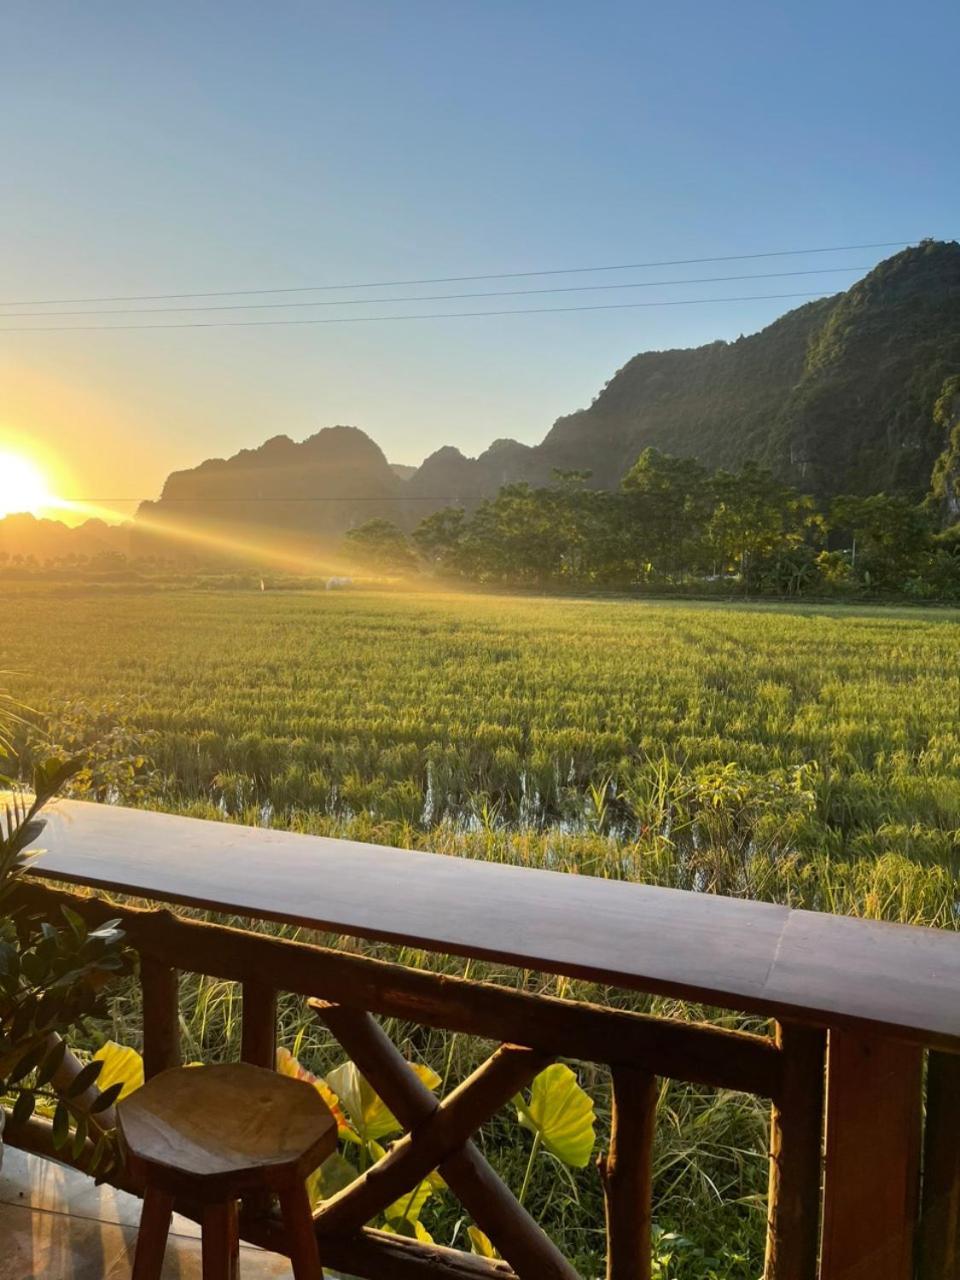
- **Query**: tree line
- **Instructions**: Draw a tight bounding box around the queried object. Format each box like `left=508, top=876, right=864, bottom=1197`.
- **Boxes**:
left=344, top=449, right=960, bottom=599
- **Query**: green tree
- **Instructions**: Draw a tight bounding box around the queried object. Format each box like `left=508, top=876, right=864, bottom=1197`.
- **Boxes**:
left=458, top=485, right=562, bottom=584
left=445, top=474, right=623, bottom=588
left=545, top=470, right=619, bottom=584
left=343, top=520, right=417, bottom=573
left=411, top=507, right=467, bottom=570
left=621, top=450, right=712, bottom=581
left=829, top=493, right=932, bottom=590
left=709, top=463, right=823, bottom=586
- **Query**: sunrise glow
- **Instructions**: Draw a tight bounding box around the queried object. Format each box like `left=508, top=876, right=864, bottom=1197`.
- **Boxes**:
left=0, top=451, right=58, bottom=518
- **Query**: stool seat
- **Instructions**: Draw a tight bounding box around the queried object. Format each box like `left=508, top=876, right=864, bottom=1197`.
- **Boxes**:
left=119, top=1062, right=337, bottom=1198
left=118, top=1062, right=336, bottom=1279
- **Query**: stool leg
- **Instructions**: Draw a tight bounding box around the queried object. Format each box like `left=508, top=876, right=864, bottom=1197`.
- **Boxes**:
left=278, top=1182, right=323, bottom=1279
left=132, top=1185, right=174, bottom=1280
left=201, top=1199, right=240, bottom=1280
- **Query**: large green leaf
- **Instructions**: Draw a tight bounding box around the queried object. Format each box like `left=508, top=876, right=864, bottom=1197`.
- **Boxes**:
left=384, top=1175, right=434, bottom=1225
left=516, top=1063, right=596, bottom=1168
left=305, top=1150, right=359, bottom=1208
left=325, top=1059, right=440, bottom=1144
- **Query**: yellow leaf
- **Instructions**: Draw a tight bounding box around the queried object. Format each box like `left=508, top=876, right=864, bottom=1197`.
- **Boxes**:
left=305, top=1150, right=359, bottom=1208
left=517, top=1063, right=596, bottom=1168
left=276, top=1047, right=357, bottom=1142
left=468, top=1226, right=498, bottom=1258
left=381, top=1217, right=434, bottom=1244
left=92, top=1042, right=144, bottom=1100
left=384, top=1176, right=434, bottom=1224
left=325, top=1058, right=439, bottom=1144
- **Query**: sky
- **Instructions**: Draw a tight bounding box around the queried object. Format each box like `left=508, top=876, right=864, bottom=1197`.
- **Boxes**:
left=1, top=0, right=958, bottom=522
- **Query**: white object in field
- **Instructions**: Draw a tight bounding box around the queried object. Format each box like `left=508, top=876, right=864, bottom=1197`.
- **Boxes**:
left=325, top=576, right=352, bottom=590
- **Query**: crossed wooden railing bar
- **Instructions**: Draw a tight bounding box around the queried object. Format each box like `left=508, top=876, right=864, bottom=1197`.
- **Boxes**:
left=309, top=1002, right=574, bottom=1279
left=7, top=875, right=960, bottom=1280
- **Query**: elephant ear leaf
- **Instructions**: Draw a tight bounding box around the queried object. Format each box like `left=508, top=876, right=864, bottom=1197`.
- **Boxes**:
left=276, top=1047, right=356, bottom=1141
left=467, top=1226, right=498, bottom=1258
left=516, top=1063, right=596, bottom=1168
left=326, top=1059, right=439, bottom=1143
left=92, top=1041, right=144, bottom=1100
left=384, top=1174, right=434, bottom=1226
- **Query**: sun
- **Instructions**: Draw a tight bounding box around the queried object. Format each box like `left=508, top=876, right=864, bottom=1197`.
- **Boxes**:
left=0, top=451, right=57, bottom=518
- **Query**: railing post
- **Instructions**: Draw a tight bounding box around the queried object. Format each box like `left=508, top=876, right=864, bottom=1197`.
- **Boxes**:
left=918, top=1049, right=960, bottom=1280
left=599, top=1067, right=657, bottom=1280
left=241, top=980, right=277, bottom=1069
left=239, top=980, right=279, bottom=1230
left=820, top=1029, right=923, bottom=1280
left=764, top=1021, right=825, bottom=1280
left=140, top=955, right=181, bottom=1078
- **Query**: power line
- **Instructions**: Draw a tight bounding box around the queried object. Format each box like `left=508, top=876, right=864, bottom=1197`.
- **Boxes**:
left=0, top=240, right=912, bottom=307
left=0, top=266, right=867, bottom=318
left=0, top=288, right=834, bottom=332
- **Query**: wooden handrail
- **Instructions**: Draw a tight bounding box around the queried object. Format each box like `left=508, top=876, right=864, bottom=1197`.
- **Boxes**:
left=15, top=881, right=783, bottom=1096
left=23, top=799, right=960, bottom=1049
left=8, top=801, right=960, bottom=1280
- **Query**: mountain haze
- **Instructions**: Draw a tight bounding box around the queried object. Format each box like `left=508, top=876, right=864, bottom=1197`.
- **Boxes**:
left=138, top=241, right=960, bottom=540
left=138, top=426, right=404, bottom=540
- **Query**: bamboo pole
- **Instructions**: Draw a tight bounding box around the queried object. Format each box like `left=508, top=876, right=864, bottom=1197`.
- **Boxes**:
left=41, top=1031, right=118, bottom=1133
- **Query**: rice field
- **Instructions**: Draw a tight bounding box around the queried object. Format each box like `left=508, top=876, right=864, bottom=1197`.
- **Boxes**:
left=3, top=583, right=959, bottom=1275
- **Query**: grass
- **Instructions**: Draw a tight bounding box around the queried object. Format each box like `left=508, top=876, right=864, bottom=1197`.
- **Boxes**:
left=2, top=583, right=958, bottom=1276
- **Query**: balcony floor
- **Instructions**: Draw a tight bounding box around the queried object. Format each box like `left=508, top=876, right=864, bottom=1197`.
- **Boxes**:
left=0, top=1145, right=295, bottom=1278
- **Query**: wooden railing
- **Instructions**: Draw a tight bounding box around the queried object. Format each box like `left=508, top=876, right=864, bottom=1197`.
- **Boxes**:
left=7, top=800, right=960, bottom=1280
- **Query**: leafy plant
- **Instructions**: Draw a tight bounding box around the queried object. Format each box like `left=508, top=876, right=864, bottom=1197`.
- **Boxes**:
left=467, top=1225, right=498, bottom=1258
left=91, top=1040, right=145, bottom=1099
left=514, top=1062, right=596, bottom=1205
left=0, top=738, right=132, bottom=1165
left=279, top=1047, right=444, bottom=1234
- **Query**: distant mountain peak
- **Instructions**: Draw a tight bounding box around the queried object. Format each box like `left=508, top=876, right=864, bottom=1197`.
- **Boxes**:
left=140, top=241, right=960, bottom=541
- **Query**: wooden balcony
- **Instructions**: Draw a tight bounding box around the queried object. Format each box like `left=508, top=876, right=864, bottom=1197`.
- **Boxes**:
left=6, top=798, right=960, bottom=1280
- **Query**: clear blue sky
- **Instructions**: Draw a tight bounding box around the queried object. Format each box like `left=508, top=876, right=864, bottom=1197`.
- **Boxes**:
left=1, top=0, right=957, bottom=515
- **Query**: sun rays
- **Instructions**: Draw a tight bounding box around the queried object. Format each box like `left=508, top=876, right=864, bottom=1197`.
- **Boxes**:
left=0, top=450, right=58, bottom=517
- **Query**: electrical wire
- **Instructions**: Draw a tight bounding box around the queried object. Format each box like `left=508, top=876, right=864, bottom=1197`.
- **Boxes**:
left=0, top=266, right=866, bottom=318
left=0, top=239, right=912, bottom=308
left=0, top=288, right=834, bottom=332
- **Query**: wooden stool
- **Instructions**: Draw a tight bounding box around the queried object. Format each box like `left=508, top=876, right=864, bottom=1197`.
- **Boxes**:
left=117, top=1062, right=337, bottom=1279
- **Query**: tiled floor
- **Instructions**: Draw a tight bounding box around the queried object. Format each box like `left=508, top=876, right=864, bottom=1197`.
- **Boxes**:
left=0, top=1146, right=294, bottom=1278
